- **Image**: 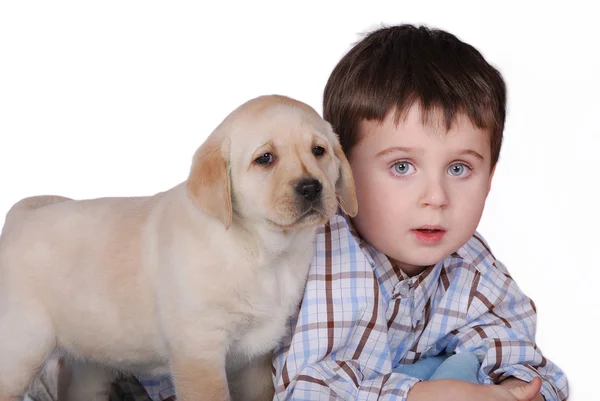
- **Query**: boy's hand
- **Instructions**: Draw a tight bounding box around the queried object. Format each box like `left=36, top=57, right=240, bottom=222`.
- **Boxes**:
left=408, top=376, right=543, bottom=401
left=497, top=377, right=544, bottom=401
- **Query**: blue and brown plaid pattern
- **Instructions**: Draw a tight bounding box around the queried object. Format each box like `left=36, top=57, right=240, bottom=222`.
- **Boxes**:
left=268, top=214, right=568, bottom=400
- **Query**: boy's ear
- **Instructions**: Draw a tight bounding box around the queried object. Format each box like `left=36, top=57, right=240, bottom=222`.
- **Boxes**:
left=332, top=142, right=358, bottom=217
left=186, top=136, right=232, bottom=229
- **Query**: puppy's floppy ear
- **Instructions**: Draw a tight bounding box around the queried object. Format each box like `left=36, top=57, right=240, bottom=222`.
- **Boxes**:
left=186, top=136, right=232, bottom=229
left=332, top=141, right=358, bottom=218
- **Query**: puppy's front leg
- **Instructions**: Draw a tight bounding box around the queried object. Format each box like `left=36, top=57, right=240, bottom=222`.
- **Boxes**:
left=229, top=353, right=275, bottom=401
left=170, top=338, right=231, bottom=401
left=171, top=357, right=229, bottom=401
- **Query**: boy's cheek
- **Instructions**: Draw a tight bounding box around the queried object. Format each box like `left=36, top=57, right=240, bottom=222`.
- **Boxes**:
left=349, top=166, right=376, bottom=189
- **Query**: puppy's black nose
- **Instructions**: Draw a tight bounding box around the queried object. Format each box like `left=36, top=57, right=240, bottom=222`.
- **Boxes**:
left=296, top=178, right=322, bottom=202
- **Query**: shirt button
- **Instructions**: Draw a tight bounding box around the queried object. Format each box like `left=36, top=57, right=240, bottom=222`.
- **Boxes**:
left=397, top=280, right=413, bottom=298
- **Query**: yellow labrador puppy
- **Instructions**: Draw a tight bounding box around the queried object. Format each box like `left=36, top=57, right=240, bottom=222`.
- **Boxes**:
left=0, top=95, right=357, bottom=401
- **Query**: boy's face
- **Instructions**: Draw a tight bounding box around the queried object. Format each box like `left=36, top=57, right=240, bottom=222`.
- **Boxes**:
left=348, top=103, right=494, bottom=277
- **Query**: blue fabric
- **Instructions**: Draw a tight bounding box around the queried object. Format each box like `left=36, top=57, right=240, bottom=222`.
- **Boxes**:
left=394, top=352, right=480, bottom=384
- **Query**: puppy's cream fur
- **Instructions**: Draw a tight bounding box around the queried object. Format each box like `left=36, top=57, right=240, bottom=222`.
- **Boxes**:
left=0, top=95, right=357, bottom=401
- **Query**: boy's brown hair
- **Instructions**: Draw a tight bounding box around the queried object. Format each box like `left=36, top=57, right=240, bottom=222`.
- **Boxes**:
left=323, top=24, right=507, bottom=168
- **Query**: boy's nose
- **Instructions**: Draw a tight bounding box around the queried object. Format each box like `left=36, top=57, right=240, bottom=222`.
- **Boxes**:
left=420, top=178, right=449, bottom=208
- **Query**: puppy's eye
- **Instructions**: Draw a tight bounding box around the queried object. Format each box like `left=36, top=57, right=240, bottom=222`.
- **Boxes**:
left=312, top=146, right=325, bottom=157
left=255, top=153, right=274, bottom=165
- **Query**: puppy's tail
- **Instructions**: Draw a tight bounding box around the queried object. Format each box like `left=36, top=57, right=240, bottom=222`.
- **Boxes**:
left=3, top=195, right=73, bottom=228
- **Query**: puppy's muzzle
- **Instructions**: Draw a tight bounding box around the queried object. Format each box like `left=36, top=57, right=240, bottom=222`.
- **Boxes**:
left=295, top=178, right=322, bottom=203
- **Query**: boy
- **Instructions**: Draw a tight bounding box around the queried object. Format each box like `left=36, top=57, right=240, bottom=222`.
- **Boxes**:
left=270, top=24, right=568, bottom=401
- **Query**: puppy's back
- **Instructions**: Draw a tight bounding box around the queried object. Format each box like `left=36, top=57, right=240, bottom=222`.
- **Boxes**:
left=0, top=194, right=167, bottom=365
left=0, top=196, right=156, bottom=317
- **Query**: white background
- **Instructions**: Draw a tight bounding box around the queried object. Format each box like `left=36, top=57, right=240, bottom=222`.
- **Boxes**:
left=0, top=1, right=596, bottom=399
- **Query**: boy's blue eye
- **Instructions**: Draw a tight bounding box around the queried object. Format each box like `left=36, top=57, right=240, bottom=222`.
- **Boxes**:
left=448, top=163, right=470, bottom=177
left=392, top=162, right=415, bottom=175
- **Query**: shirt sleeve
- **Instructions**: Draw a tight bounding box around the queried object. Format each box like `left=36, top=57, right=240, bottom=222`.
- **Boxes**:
left=272, top=217, right=421, bottom=400
left=445, top=258, right=569, bottom=401
left=274, top=358, right=420, bottom=401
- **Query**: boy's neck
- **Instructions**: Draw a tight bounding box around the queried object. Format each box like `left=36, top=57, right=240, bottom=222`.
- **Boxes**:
left=390, top=257, right=435, bottom=278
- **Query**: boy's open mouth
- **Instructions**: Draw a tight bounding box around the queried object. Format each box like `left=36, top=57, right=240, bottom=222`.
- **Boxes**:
left=414, top=225, right=446, bottom=233
left=411, top=227, right=447, bottom=244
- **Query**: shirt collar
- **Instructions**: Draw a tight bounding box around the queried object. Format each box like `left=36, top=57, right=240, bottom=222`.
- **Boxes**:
left=338, top=211, right=473, bottom=326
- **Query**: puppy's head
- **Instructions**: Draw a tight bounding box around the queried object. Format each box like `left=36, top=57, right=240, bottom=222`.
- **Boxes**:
left=186, top=95, right=357, bottom=231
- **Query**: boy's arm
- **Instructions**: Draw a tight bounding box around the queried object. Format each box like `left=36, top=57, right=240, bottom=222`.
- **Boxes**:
left=444, top=260, right=568, bottom=401
left=272, top=268, right=423, bottom=400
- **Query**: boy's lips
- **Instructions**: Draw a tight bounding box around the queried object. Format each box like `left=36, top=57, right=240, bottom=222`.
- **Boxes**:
left=411, top=226, right=446, bottom=244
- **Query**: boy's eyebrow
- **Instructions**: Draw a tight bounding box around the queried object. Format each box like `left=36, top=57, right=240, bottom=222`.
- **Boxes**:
left=376, top=147, right=485, bottom=161
left=458, top=149, right=485, bottom=161
left=376, top=146, right=420, bottom=157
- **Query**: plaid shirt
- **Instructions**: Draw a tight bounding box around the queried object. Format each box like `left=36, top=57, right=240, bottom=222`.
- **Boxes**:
left=131, top=213, right=567, bottom=400
left=270, top=214, right=568, bottom=401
